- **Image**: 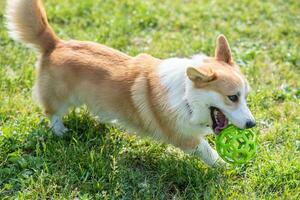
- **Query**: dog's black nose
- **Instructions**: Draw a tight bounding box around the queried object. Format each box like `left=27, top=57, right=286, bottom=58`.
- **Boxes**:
left=245, top=120, right=256, bottom=128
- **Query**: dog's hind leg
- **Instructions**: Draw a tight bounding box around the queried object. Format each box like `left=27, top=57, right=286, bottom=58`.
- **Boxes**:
left=43, top=100, right=69, bottom=137
left=48, top=108, right=69, bottom=137
left=50, top=117, right=68, bottom=136
left=34, top=79, right=69, bottom=137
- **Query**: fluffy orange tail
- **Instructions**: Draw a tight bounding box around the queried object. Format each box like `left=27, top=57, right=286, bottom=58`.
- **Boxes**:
left=6, top=0, right=59, bottom=53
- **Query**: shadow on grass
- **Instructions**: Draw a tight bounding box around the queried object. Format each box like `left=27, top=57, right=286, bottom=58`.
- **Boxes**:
left=0, top=110, right=230, bottom=199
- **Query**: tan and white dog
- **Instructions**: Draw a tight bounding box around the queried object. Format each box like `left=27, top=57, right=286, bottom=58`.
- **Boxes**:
left=6, top=0, right=256, bottom=166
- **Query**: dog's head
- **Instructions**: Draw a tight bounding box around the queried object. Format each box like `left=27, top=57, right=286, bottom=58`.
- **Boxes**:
left=186, top=35, right=255, bottom=134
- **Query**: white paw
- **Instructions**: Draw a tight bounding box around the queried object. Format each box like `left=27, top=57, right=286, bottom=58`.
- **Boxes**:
left=53, top=126, right=68, bottom=137
left=194, top=139, right=221, bottom=167
left=51, top=116, right=68, bottom=137
left=213, top=158, right=229, bottom=168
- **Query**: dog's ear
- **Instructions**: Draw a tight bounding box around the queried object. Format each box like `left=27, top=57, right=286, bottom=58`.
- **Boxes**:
left=186, top=67, right=216, bottom=83
left=215, top=34, right=233, bottom=64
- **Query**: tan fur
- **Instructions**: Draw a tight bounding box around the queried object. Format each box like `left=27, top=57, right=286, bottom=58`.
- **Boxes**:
left=6, top=0, right=59, bottom=52
left=187, top=55, right=246, bottom=110
left=193, top=61, right=244, bottom=95
left=6, top=0, right=251, bottom=156
left=187, top=36, right=244, bottom=100
left=215, top=35, right=233, bottom=65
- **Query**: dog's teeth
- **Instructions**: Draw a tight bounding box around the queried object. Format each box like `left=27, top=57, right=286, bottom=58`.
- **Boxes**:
left=214, top=110, right=219, bottom=122
left=214, top=110, right=218, bottom=117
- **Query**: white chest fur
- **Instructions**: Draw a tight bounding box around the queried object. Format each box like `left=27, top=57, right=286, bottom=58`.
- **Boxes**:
left=157, top=54, right=214, bottom=137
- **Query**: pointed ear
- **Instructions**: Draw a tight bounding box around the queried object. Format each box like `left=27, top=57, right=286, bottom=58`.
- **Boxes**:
left=186, top=67, right=216, bottom=83
left=215, top=34, right=233, bottom=64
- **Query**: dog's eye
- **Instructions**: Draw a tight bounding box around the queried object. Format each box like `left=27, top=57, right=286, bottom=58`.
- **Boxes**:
left=228, top=95, right=239, bottom=102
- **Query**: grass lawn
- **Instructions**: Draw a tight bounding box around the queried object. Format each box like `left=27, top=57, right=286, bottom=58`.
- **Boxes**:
left=1, top=0, right=300, bottom=199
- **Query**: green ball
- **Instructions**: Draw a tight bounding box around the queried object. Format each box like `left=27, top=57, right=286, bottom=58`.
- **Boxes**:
left=216, top=125, right=257, bottom=165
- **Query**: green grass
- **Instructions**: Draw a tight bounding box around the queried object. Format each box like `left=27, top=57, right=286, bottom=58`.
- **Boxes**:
left=1, top=0, right=300, bottom=199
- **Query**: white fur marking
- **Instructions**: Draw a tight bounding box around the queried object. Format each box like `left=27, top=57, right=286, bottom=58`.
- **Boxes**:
left=51, top=115, right=67, bottom=136
left=193, top=139, right=220, bottom=166
left=157, top=54, right=214, bottom=137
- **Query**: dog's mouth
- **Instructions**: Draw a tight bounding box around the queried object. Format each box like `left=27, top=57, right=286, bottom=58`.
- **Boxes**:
left=210, top=107, right=229, bottom=135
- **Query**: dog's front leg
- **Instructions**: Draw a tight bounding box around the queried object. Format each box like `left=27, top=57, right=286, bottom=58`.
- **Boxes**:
left=193, top=138, right=226, bottom=167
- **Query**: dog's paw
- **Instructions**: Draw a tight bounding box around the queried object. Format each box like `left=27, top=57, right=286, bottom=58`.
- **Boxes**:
left=51, top=116, right=68, bottom=137
left=213, top=158, right=229, bottom=168
left=52, top=123, right=68, bottom=137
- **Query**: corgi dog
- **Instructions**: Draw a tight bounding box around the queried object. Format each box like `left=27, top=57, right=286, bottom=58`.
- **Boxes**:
left=6, top=0, right=256, bottom=166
